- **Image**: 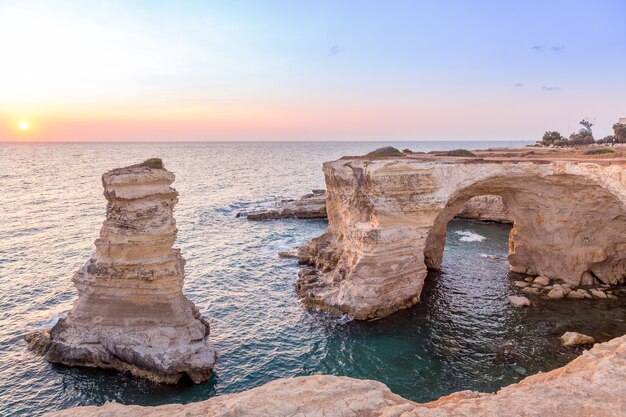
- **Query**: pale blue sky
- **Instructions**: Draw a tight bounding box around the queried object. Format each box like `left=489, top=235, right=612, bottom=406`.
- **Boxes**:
left=1, top=0, right=624, bottom=141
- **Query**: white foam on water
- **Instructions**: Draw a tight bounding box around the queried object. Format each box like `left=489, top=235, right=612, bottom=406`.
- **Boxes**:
left=455, top=230, right=487, bottom=242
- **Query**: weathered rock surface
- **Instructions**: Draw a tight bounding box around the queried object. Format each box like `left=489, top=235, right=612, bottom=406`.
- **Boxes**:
left=297, top=152, right=626, bottom=319
left=27, top=161, right=216, bottom=383
left=246, top=189, right=327, bottom=220
left=456, top=195, right=512, bottom=223
left=508, top=295, right=531, bottom=307
left=560, top=332, right=596, bottom=346
left=245, top=191, right=512, bottom=223
left=47, top=334, right=626, bottom=417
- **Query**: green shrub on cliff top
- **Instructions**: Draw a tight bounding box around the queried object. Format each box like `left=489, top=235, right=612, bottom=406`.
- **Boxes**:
left=140, top=158, right=164, bottom=169
left=365, top=146, right=403, bottom=158
left=445, top=149, right=476, bottom=157
left=583, top=147, right=615, bottom=155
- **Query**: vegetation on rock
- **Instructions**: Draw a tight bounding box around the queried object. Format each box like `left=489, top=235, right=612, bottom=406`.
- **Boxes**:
left=444, top=149, right=477, bottom=157
left=140, top=158, right=164, bottom=169
left=583, top=147, right=615, bottom=155
left=365, top=146, right=404, bottom=158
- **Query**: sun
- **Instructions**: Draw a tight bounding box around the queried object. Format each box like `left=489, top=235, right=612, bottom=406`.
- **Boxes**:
left=19, top=121, right=29, bottom=130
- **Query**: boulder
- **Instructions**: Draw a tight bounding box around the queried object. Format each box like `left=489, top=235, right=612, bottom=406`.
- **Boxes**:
left=560, top=332, right=596, bottom=346
left=508, top=295, right=531, bottom=307
left=547, top=284, right=567, bottom=300
left=591, top=289, right=608, bottom=299
left=533, top=275, right=550, bottom=286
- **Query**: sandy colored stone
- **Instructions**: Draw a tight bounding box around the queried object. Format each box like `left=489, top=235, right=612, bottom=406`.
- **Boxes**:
left=27, top=162, right=216, bottom=383
left=508, top=295, right=531, bottom=307
left=522, top=287, right=540, bottom=295
left=47, top=335, right=626, bottom=417
left=547, top=284, right=567, bottom=300
left=560, top=332, right=596, bottom=346
left=297, top=152, right=626, bottom=319
left=456, top=195, right=513, bottom=223
left=591, top=289, right=608, bottom=299
left=246, top=189, right=327, bottom=220
left=566, top=291, right=585, bottom=299
left=514, top=281, right=530, bottom=288
left=534, top=275, right=550, bottom=286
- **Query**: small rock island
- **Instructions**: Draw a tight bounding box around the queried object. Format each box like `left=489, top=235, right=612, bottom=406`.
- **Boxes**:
left=27, top=159, right=216, bottom=383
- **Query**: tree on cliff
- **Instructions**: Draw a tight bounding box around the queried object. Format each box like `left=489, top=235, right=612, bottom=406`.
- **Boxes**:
left=568, top=131, right=595, bottom=146
left=538, top=131, right=566, bottom=146
left=613, top=123, right=626, bottom=143
left=597, top=135, right=616, bottom=144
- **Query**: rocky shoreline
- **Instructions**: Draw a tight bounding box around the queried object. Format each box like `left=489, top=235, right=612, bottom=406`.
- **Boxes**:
left=47, top=334, right=626, bottom=416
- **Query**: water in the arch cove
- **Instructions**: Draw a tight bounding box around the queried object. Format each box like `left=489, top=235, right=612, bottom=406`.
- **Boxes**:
left=0, top=142, right=624, bottom=416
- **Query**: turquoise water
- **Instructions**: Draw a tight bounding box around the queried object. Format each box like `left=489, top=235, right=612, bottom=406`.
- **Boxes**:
left=0, top=141, right=624, bottom=416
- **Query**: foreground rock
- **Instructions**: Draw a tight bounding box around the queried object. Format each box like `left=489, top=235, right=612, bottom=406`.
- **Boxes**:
left=27, top=160, right=216, bottom=383
left=245, top=189, right=327, bottom=220
left=561, top=332, right=596, bottom=346
left=298, top=151, right=626, bottom=319
left=47, top=335, right=626, bottom=416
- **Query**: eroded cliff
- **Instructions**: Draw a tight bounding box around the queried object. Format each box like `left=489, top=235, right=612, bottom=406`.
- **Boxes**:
left=27, top=160, right=216, bottom=383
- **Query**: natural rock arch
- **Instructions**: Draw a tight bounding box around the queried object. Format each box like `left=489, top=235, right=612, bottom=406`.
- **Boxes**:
left=297, top=155, right=626, bottom=320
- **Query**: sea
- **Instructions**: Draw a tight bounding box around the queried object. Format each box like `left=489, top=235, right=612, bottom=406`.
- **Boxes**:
left=0, top=141, right=624, bottom=416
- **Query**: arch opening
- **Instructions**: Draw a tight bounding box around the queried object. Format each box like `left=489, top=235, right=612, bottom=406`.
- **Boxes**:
left=424, top=174, right=626, bottom=286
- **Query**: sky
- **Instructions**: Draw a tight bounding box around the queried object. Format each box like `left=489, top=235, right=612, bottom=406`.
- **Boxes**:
left=0, top=0, right=624, bottom=142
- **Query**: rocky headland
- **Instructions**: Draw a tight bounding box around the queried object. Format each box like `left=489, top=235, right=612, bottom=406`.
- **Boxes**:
left=26, top=159, right=216, bottom=383
left=243, top=189, right=327, bottom=220
left=296, top=148, right=626, bottom=320
left=245, top=191, right=512, bottom=224
left=46, top=334, right=626, bottom=417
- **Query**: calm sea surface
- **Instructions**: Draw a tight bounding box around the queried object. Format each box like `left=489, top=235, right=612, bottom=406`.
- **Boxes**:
left=0, top=141, right=624, bottom=416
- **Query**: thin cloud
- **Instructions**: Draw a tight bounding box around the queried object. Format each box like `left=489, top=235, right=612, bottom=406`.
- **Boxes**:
left=329, top=44, right=344, bottom=56
left=531, top=45, right=564, bottom=53
left=542, top=86, right=561, bottom=91
left=513, top=83, right=525, bottom=87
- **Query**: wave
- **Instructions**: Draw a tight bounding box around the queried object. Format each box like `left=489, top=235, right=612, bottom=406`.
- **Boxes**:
left=455, top=230, right=487, bottom=242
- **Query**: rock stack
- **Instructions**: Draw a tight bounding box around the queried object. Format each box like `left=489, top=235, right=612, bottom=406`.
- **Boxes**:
left=27, top=159, right=216, bottom=383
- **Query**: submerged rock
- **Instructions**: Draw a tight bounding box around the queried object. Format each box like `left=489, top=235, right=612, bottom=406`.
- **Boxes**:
left=560, top=332, right=596, bottom=346
left=508, top=295, right=531, bottom=307
left=27, top=161, right=216, bottom=383
left=48, top=335, right=626, bottom=417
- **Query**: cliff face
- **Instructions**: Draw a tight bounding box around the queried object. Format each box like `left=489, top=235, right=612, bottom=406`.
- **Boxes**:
left=457, top=195, right=511, bottom=223
left=46, top=334, right=626, bottom=417
left=27, top=162, right=216, bottom=383
left=297, top=156, right=626, bottom=320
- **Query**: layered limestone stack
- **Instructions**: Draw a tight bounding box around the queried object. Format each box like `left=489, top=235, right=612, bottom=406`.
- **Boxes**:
left=297, top=154, right=626, bottom=320
left=27, top=160, right=216, bottom=383
left=47, top=334, right=626, bottom=416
